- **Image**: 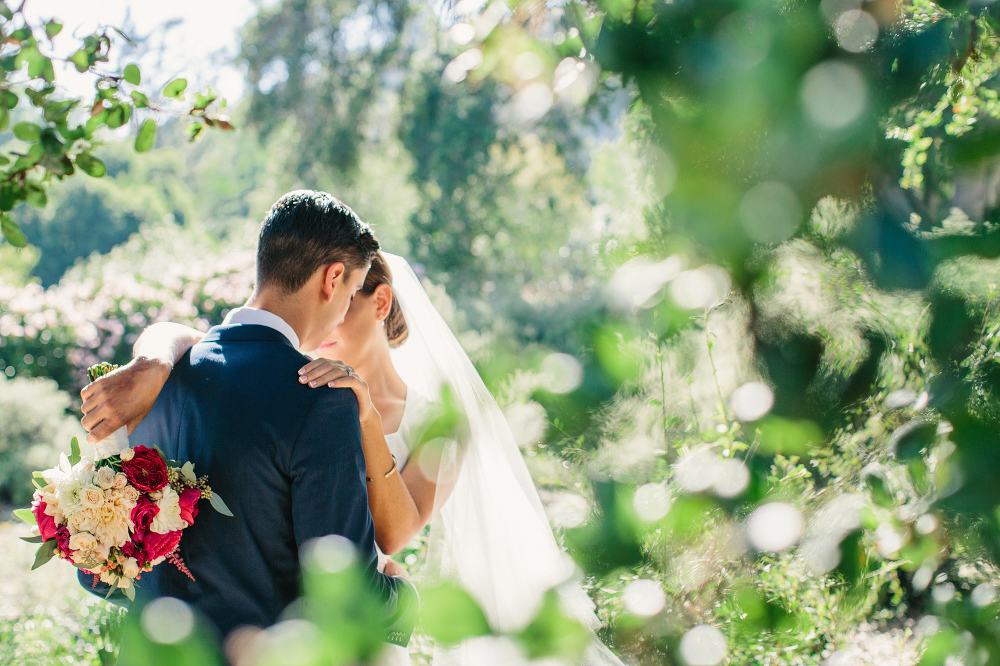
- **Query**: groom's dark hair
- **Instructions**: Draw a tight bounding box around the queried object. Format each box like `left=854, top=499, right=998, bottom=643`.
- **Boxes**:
left=256, top=190, right=379, bottom=294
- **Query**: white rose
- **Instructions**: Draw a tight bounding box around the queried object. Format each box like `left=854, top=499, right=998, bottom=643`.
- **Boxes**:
left=113, top=473, right=128, bottom=489
left=93, top=426, right=129, bottom=461
left=123, top=486, right=140, bottom=504
left=122, top=557, right=140, bottom=579
left=94, top=466, right=117, bottom=490
left=99, top=569, right=117, bottom=586
left=119, top=448, right=135, bottom=462
left=78, top=484, right=105, bottom=510
left=151, top=486, right=187, bottom=534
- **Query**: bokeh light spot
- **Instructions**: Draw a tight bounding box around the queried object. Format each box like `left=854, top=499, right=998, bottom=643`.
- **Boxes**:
left=738, top=182, right=802, bottom=244
left=835, top=10, right=878, bottom=53
left=800, top=61, right=867, bottom=129
left=730, top=381, right=775, bottom=422
left=302, top=534, right=357, bottom=574
left=539, top=352, right=583, bottom=394
left=142, top=597, right=195, bottom=645
left=633, top=483, right=672, bottom=522
left=747, top=503, right=803, bottom=552
left=679, top=625, right=727, bottom=665
left=622, top=578, right=666, bottom=617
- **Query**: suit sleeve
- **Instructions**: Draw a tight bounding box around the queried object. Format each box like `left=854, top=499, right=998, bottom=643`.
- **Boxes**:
left=289, top=388, right=417, bottom=646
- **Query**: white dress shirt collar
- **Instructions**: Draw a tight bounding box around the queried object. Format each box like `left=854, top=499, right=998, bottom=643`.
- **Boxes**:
left=222, top=306, right=301, bottom=350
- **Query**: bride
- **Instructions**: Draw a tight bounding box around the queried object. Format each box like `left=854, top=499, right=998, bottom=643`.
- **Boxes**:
left=80, top=251, right=624, bottom=666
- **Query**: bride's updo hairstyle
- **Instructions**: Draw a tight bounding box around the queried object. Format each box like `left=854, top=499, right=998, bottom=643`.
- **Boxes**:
left=362, top=252, right=408, bottom=348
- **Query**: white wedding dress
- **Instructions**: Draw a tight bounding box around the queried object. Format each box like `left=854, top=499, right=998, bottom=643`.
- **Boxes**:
left=370, top=255, right=625, bottom=666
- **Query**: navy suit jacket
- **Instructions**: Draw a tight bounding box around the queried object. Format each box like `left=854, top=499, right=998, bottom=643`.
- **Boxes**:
left=80, top=323, right=414, bottom=649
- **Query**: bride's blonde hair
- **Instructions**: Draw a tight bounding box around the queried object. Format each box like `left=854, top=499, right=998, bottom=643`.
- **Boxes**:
left=361, top=251, right=408, bottom=348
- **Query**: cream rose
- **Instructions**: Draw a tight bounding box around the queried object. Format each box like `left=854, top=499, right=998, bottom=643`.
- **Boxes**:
left=123, top=486, right=140, bottom=504
left=122, top=557, right=141, bottom=579
left=150, top=486, right=187, bottom=534
left=119, top=448, right=135, bottom=462
left=113, top=473, right=128, bottom=489
left=94, top=466, right=117, bottom=490
left=70, top=531, right=98, bottom=552
left=78, top=484, right=105, bottom=510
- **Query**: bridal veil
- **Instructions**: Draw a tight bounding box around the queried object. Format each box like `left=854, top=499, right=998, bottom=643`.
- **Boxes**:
left=384, top=254, right=624, bottom=666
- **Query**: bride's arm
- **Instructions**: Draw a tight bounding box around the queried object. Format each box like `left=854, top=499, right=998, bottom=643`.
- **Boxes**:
left=80, top=322, right=203, bottom=443
left=300, top=359, right=441, bottom=555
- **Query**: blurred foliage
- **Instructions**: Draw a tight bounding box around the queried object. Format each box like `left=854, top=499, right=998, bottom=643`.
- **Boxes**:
left=0, top=3, right=233, bottom=252
left=0, top=374, right=82, bottom=506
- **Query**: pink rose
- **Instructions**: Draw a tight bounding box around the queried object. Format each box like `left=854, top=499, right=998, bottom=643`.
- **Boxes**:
left=31, top=499, right=58, bottom=542
left=178, top=488, right=201, bottom=526
left=131, top=496, right=159, bottom=534
left=144, top=529, right=182, bottom=561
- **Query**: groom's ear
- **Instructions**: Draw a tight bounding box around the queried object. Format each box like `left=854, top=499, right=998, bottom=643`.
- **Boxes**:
left=320, top=262, right=346, bottom=302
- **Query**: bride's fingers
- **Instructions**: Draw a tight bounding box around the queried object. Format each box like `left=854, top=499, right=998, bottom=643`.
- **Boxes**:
left=304, top=366, right=351, bottom=387
left=298, top=359, right=352, bottom=384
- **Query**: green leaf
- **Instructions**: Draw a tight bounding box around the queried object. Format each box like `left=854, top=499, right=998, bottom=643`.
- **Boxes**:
left=516, top=590, right=590, bottom=660
left=45, top=21, right=62, bottom=40
left=13, top=508, right=36, bottom=525
left=24, top=184, right=46, bottom=209
left=123, top=63, right=140, bottom=86
left=209, top=492, right=233, bottom=517
left=75, top=152, right=106, bottom=178
left=181, top=461, right=196, bottom=483
left=20, top=535, right=44, bottom=544
left=124, top=582, right=135, bottom=602
left=105, top=104, right=128, bottom=129
left=162, top=78, right=187, bottom=99
left=420, top=582, right=491, bottom=645
left=31, top=539, right=57, bottom=570
left=134, top=118, right=156, bottom=152
left=130, top=91, right=149, bottom=108
left=13, top=122, right=41, bottom=141
left=1, top=91, right=18, bottom=109
left=104, top=579, right=117, bottom=599
left=185, top=122, right=205, bottom=141
left=0, top=4, right=13, bottom=20
left=69, top=436, right=81, bottom=466
left=1, top=216, right=27, bottom=247
left=32, top=478, right=43, bottom=489
left=69, top=49, right=90, bottom=72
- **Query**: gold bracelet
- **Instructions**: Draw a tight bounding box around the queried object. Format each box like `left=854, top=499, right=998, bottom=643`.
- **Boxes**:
left=367, top=454, right=397, bottom=482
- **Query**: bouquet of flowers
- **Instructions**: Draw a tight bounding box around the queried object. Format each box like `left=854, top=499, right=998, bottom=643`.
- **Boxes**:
left=14, top=363, right=231, bottom=601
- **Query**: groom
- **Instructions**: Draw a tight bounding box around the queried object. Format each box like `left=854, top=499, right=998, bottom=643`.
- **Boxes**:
left=80, top=191, right=416, bottom=656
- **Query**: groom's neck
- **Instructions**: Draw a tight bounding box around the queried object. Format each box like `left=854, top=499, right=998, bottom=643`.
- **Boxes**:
left=249, top=287, right=311, bottom=348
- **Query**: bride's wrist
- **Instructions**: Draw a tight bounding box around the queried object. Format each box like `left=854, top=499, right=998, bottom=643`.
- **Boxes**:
left=133, top=355, right=173, bottom=382
left=359, top=407, right=382, bottom=430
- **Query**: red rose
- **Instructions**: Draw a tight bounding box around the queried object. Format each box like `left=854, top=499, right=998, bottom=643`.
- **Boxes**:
left=55, top=525, right=72, bottom=559
left=31, top=499, right=58, bottom=542
left=122, top=446, right=168, bottom=492
left=144, top=529, right=182, bottom=561
left=123, top=539, right=149, bottom=568
left=131, top=496, right=160, bottom=534
left=178, top=488, right=201, bottom=526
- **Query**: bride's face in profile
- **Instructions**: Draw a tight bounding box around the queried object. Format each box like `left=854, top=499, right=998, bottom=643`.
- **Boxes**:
left=316, top=282, right=392, bottom=366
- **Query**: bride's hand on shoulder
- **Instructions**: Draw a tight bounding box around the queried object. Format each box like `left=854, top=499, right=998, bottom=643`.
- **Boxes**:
left=381, top=557, right=410, bottom=581
left=298, top=359, right=375, bottom=422
left=80, top=356, right=171, bottom=444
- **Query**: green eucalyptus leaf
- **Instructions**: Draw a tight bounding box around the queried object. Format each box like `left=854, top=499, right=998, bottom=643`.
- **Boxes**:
left=13, top=122, right=41, bottom=141
left=1, top=91, right=18, bottom=109
left=105, top=104, right=127, bottom=129
left=130, top=91, right=149, bottom=108
left=123, top=63, right=140, bottom=86
left=31, top=539, right=57, bottom=570
left=209, top=492, right=233, bottom=517
left=162, top=78, right=187, bottom=99
left=181, top=461, right=197, bottom=483
left=1, top=216, right=27, bottom=247
left=13, top=508, right=36, bottom=525
left=20, top=535, right=44, bottom=544
left=75, top=152, right=106, bottom=178
left=135, top=118, right=156, bottom=152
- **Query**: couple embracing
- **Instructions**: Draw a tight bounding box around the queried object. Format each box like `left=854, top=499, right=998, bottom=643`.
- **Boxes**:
left=80, top=190, right=624, bottom=666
